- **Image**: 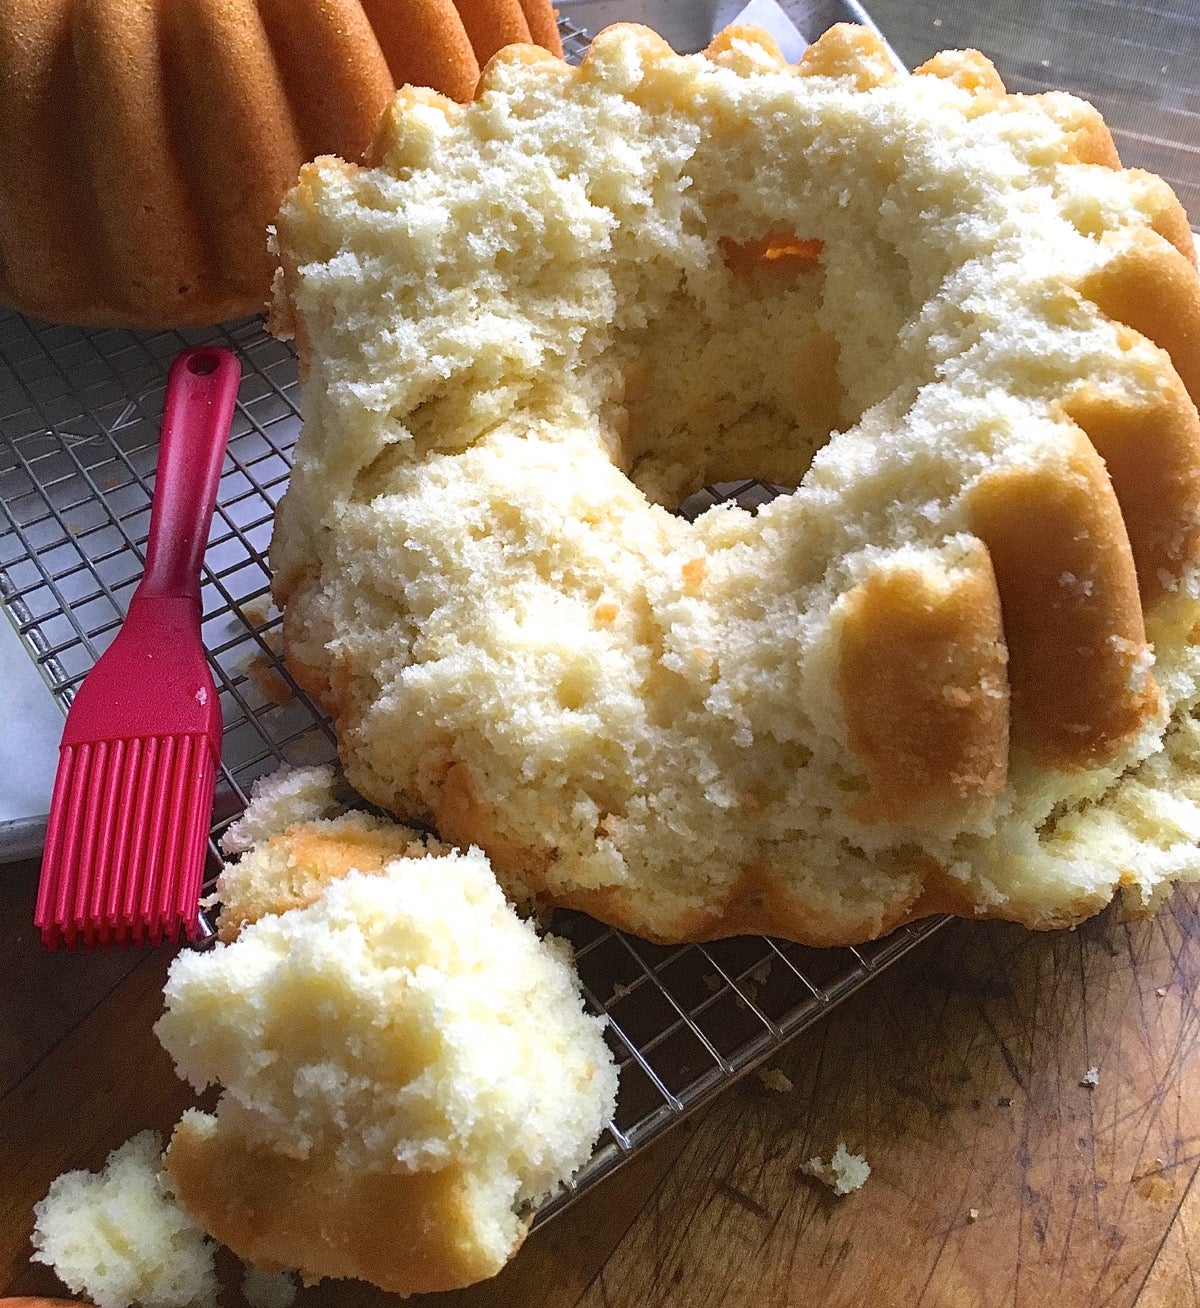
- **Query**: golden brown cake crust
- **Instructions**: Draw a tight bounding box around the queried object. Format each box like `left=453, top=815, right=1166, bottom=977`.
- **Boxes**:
left=1062, top=371, right=1200, bottom=608
left=358, top=0, right=481, bottom=104
left=166, top=1117, right=524, bottom=1297
left=966, top=427, right=1160, bottom=771
left=214, top=811, right=446, bottom=941
left=1079, top=227, right=1200, bottom=406
left=836, top=543, right=1010, bottom=830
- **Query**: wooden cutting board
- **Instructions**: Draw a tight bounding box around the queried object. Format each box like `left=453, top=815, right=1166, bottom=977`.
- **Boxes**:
left=4, top=860, right=1200, bottom=1307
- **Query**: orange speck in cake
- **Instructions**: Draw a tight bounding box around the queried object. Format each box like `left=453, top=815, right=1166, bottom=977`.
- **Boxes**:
left=682, top=557, right=708, bottom=592
left=720, top=228, right=824, bottom=276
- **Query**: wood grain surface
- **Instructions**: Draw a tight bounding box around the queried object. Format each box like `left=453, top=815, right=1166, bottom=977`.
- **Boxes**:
left=5, top=855, right=1200, bottom=1308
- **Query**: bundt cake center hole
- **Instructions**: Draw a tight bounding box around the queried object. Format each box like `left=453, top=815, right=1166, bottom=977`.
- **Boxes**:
left=612, top=227, right=855, bottom=512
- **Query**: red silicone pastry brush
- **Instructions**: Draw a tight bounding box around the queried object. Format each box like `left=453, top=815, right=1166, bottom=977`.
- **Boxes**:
left=35, top=346, right=241, bottom=948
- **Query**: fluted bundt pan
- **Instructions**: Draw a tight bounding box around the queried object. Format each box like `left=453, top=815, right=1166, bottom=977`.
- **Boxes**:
left=0, top=0, right=562, bottom=328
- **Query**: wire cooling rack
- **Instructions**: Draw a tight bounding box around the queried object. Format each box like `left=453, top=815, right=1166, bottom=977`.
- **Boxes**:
left=0, top=8, right=946, bottom=1225
left=0, top=295, right=947, bottom=1214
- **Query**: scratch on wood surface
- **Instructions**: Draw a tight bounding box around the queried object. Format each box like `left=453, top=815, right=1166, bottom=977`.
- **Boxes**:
left=1078, top=899, right=1200, bottom=1306
left=1075, top=926, right=1105, bottom=1235
left=1129, top=1158, right=1200, bottom=1305
left=713, top=1178, right=770, bottom=1222
left=977, top=1009, right=1028, bottom=1092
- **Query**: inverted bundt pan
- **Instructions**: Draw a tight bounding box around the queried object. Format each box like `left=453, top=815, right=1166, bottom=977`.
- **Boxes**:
left=0, top=0, right=561, bottom=328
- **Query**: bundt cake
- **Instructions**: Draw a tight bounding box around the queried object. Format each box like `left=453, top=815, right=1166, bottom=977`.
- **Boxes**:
left=268, top=23, right=1200, bottom=947
left=0, top=0, right=561, bottom=327
left=154, top=765, right=619, bottom=1297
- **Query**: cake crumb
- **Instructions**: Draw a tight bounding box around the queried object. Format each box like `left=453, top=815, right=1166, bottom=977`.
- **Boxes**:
left=758, top=1067, right=793, bottom=1093
left=1080, top=1066, right=1100, bottom=1088
left=1156, top=986, right=1168, bottom=998
left=31, top=1131, right=218, bottom=1308
left=967, top=1207, right=979, bottom=1223
left=245, top=656, right=294, bottom=708
left=801, top=1142, right=870, bottom=1195
left=241, top=601, right=272, bottom=629
left=1133, top=1157, right=1168, bottom=1180
left=221, top=763, right=342, bottom=854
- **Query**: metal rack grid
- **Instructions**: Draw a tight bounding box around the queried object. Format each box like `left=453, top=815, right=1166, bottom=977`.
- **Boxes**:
left=0, top=9, right=946, bottom=1226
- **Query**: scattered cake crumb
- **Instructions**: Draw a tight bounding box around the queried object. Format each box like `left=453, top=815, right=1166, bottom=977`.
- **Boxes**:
left=1131, top=1157, right=1172, bottom=1200
left=801, top=1142, right=870, bottom=1195
left=220, top=763, right=342, bottom=854
left=241, top=602, right=272, bottom=629
left=758, top=1067, right=793, bottom=1093
left=31, top=1131, right=218, bottom=1308
left=1081, top=1066, right=1100, bottom=1088
left=245, top=656, right=295, bottom=708
left=967, top=1207, right=979, bottom=1222
left=1156, top=986, right=1168, bottom=997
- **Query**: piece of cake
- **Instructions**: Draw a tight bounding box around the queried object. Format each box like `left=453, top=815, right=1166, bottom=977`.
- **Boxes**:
left=157, top=768, right=619, bottom=1296
left=31, top=1132, right=218, bottom=1308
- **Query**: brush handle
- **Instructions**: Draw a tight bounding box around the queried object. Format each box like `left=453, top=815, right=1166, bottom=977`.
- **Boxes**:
left=139, top=347, right=241, bottom=600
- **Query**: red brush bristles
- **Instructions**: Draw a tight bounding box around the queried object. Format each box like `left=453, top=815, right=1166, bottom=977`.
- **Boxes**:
left=37, top=737, right=217, bottom=948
